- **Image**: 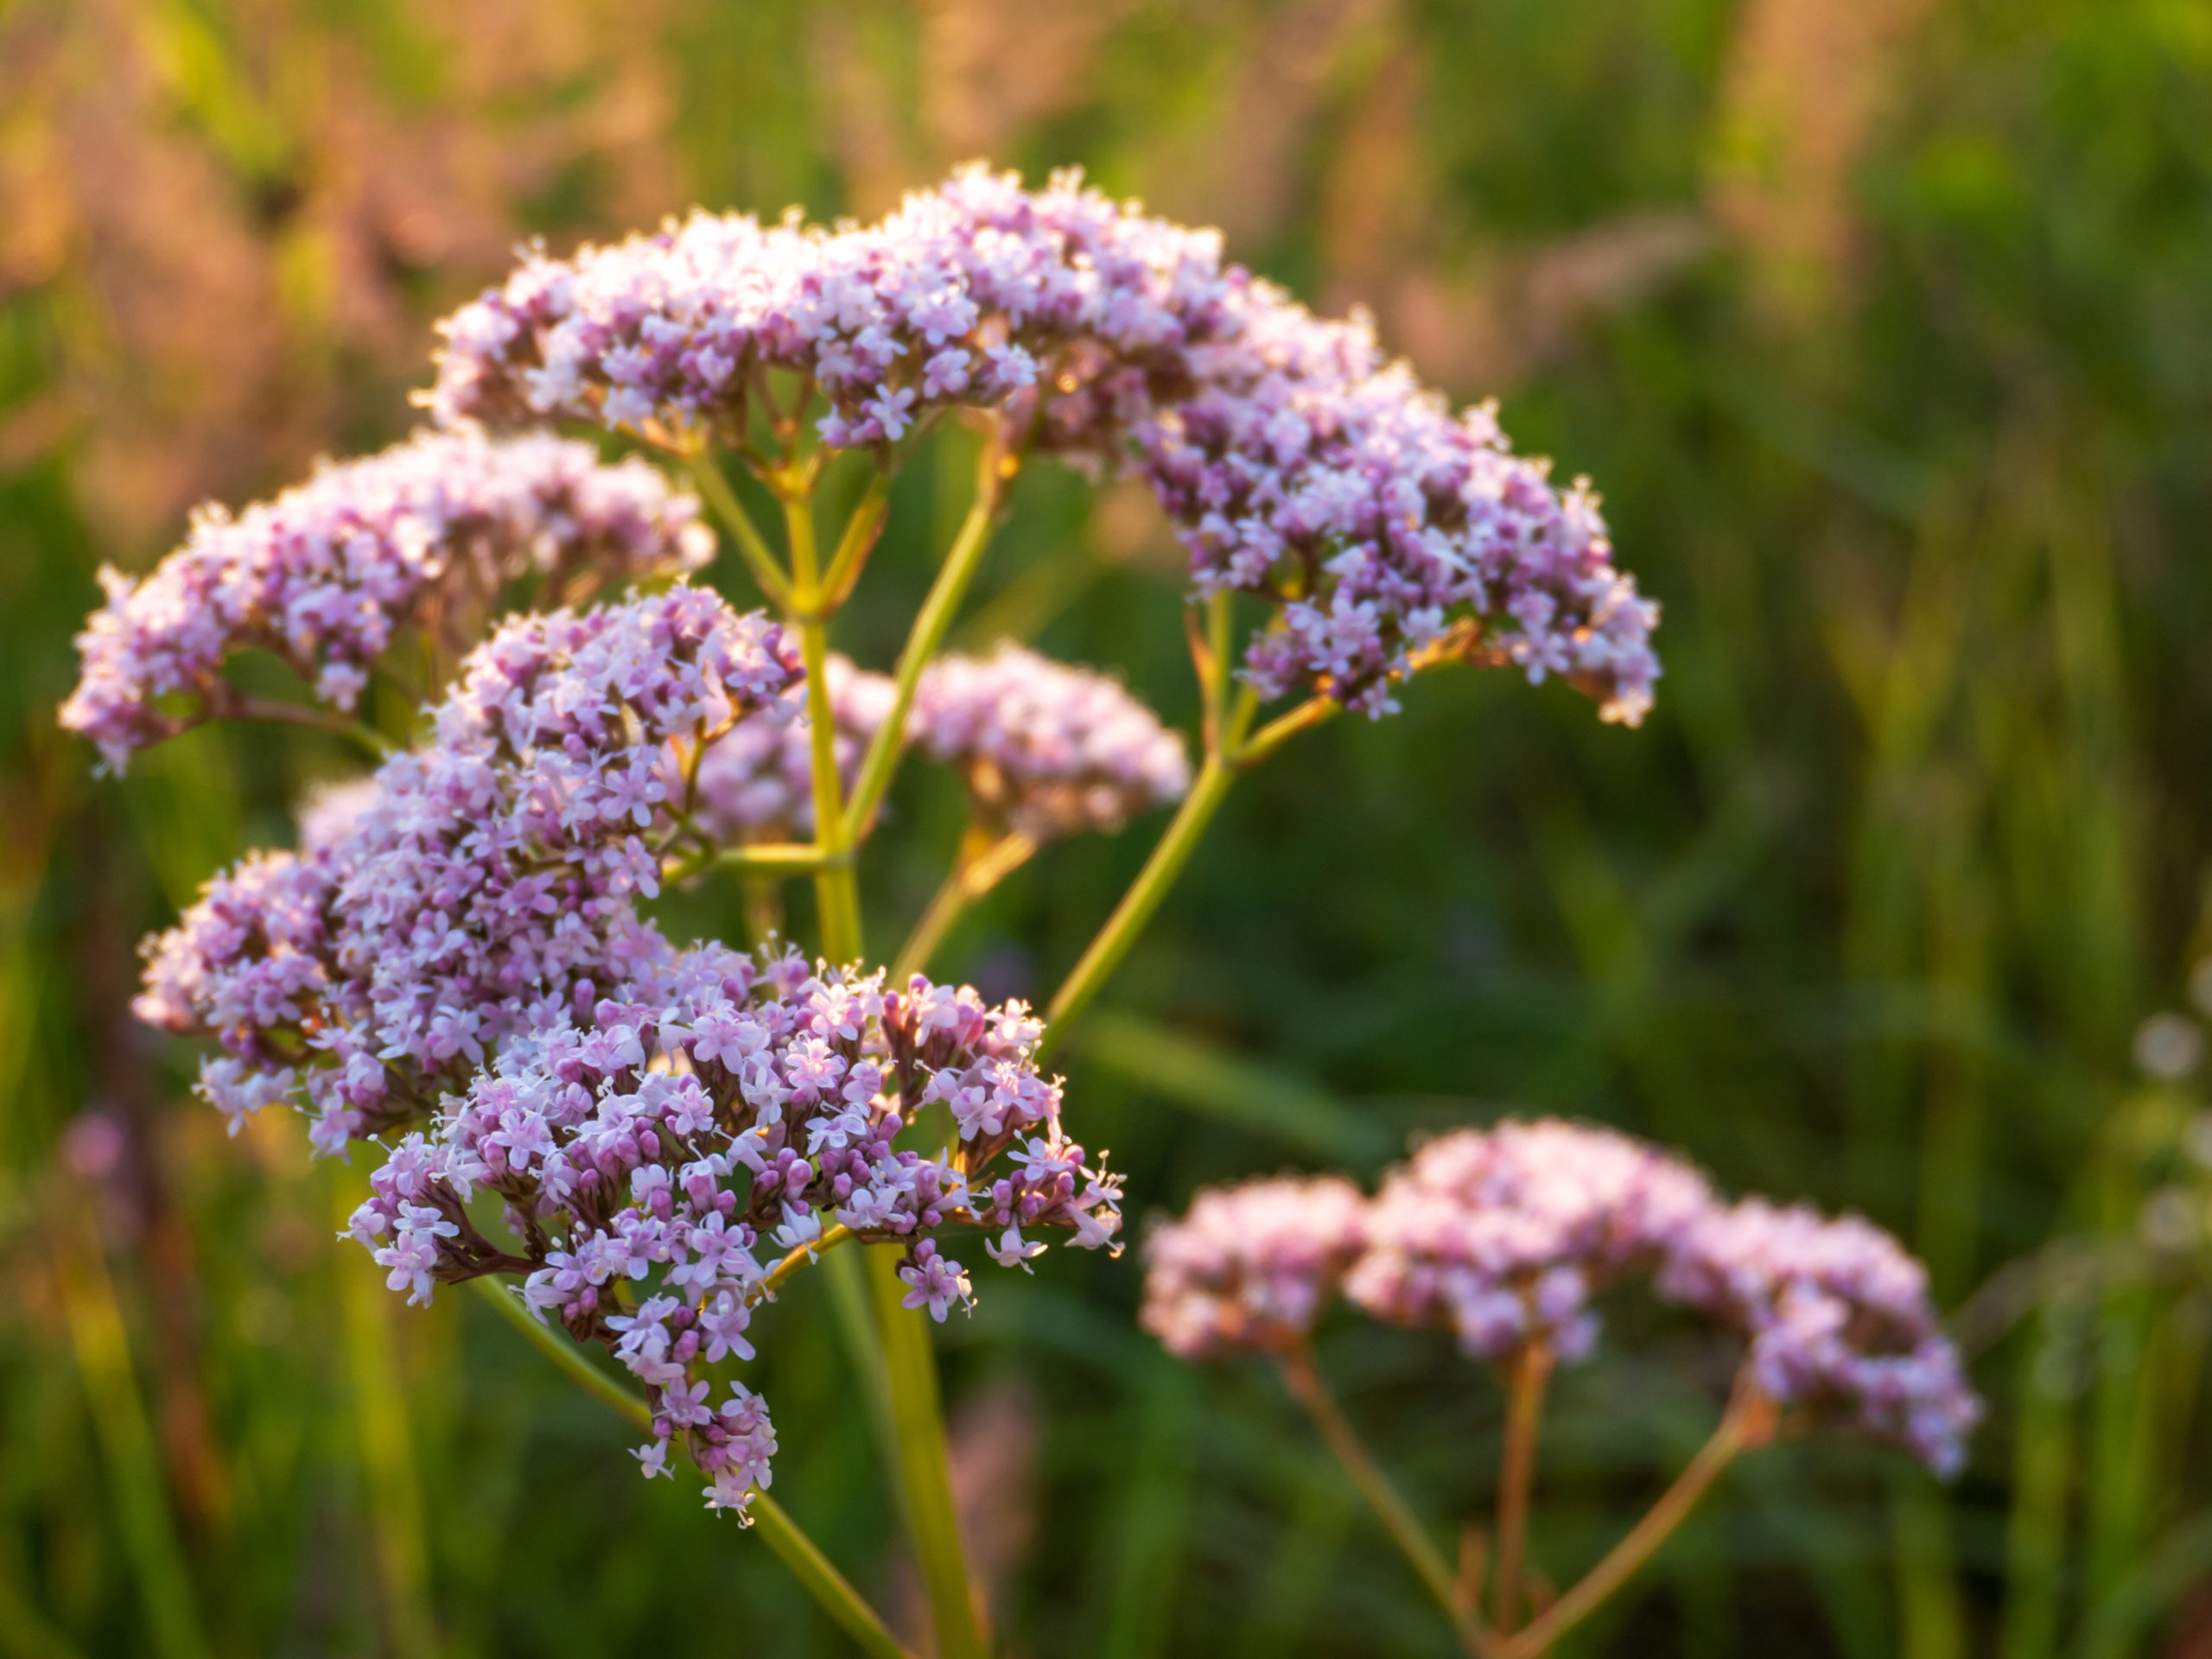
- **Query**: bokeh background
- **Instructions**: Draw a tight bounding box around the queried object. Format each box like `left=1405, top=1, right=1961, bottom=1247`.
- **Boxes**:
left=4, top=0, right=2212, bottom=1654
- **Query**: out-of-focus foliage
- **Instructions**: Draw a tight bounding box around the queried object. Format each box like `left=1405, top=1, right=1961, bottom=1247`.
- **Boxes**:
left=3, top=0, right=2211, bottom=1653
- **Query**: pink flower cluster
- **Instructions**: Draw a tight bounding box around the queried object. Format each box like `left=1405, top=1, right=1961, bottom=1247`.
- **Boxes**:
left=428, top=166, right=1659, bottom=726
left=133, top=582, right=1124, bottom=1512
left=349, top=943, right=1120, bottom=1512
left=689, top=642, right=1189, bottom=847
left=1347, top=1122, right=1714, bottom=1362
left=136, top=585, right=802, bottom=1153
left=1139, top=1174, right=1368, bottom=1359
left=908, top=644, right=1192, bottom=839
left=61, top=429, right=714, bottom=771
left=1659, top=1200, right=1980, bottom=1478
left=1141, top=1119, right=1980, bottom=1475
left=425, top=165, right=1231, bottom=461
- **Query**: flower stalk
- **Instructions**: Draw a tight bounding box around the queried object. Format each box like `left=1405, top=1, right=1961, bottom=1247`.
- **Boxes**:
left=1274, top=1344, right=1493, bottom=1658
left=1497, top=1376, right=1777, bottom=1659
left=843, top=445, right=1018, bottom=847
left=1493, top=1340, right=1555, bottom=1636
left=893, top=827, right=1038, bottom=982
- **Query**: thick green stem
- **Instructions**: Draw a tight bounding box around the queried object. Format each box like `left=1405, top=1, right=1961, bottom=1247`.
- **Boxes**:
left=1498, top=1378, right=1775, bottom=1659
left=780, top=486, right=864, bottom=963
left=1036, top=752, right=1236, bottom=1065
left=689, top=454, right=794, bottom=611
left=1276, top=1348, right=1491, bottom=1657
left=467, top=1279, right=914, bottom=1659
left=1493, top=1340, right=1554, bottom=1636
left=842, top=454, right=1015, bottom=845
left=799, top=614, right=865, bottom=961
left=748, top=452, right=987, bottom=1657
left=867, top=1245, right=988, bottom=1659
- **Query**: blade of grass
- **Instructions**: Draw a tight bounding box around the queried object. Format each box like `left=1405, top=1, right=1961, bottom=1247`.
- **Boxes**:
left=50, top=1206, right=213, bottom=1659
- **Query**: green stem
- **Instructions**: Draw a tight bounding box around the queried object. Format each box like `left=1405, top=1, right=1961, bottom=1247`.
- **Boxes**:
left=892, top=830, right=1037, bottom=984
left=1275, top=1347, right=1491, bottom=1657
left=1498, top=1378, right=1774, bottom=1659
left=664, top=841, right=847, bottom=885
left=753, top=452, right=987, bottom=1658
left=867, top=1245, right=988, bottom=1659
left=1493, top=1341, right=1554, bottom=1637
left=818, top=470, right=893, bottom=615
left=467, top=1279, right=915, bottom=1659
left=842, top=456, right=1015, bottom=845
left=226, top=695, right=392, bottom=762
left=779, top=484, right=866, bottom=963
left=689, top=454, right=793, bottom=611
left=1036, top=752, right=1236, bottom=1065
left=1230, top=694, right=1339, bottom=769
left=470, top=1277, right=650, bottom=1433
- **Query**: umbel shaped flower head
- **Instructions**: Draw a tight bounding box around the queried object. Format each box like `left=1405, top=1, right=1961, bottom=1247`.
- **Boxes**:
left=350, top=944, right=1121, bottom=1512
left=909, top=644, right=1192, bottom=841
left=1347, top=1120, right=1715, bottom=1363
left=1140, top=1174, right=1368, bottom=1359
left=1659, top=1198, right=1983, bottom=1476
left=428, top=165, right=1660, bottom=731
left=1145, top=1117, right=1980, bottom=1478
left=62, top=429, right=713, bottom=771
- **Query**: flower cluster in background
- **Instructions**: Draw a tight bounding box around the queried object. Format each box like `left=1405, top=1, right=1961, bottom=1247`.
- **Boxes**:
left=428, top=165, right=1660, bottom=726
left=1348, top=1121, right=1714, bottom=1363
left=908, top=644, right=1192, bottom=839
left=1139, top=1174, right=1367, bottom=1359
left=690, top=641, right=1191, bottom=846
left=1142, top=1118, right=1981, bottom=1475
left=60, top=429, right=713, bottom=771
left=690, top=652, right=897, bottom=842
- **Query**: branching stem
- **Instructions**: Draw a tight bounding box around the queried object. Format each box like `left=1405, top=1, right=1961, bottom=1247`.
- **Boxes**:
left=842, top=445, right=1018, bottom=845
left=688, top=454, right=793, bottom=612
left=224, top=696, right=392, bottom=762
left=1275, top=1345, right=1495, bottom=1658
left=1497, top=1373, right=1777, bottom=1659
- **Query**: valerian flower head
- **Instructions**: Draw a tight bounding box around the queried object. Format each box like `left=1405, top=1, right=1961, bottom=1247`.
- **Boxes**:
left=343, top=944, right=1121, bottom=1513
left=1139, top=1174, right=1369, bottom=1359
left=691, top=643, right=1188, bottom=849
left=427, top=165, right=1659, bottom=729
left=61, top=429, right=713, bottom=771
left=135, top=585, right=802, bottom=1151
left=909, top=645, right=1191, bottom=840
left=1657, top=1199, right=1981, bottom=1478
left=1152, top=1119, right=1980, bottom=1478
left=1345, top=1120, right=1715, bottom=1363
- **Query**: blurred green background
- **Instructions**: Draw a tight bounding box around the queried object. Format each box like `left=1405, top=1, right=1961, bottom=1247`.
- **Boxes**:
left=5, top=0, right=2212, bottom=1653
